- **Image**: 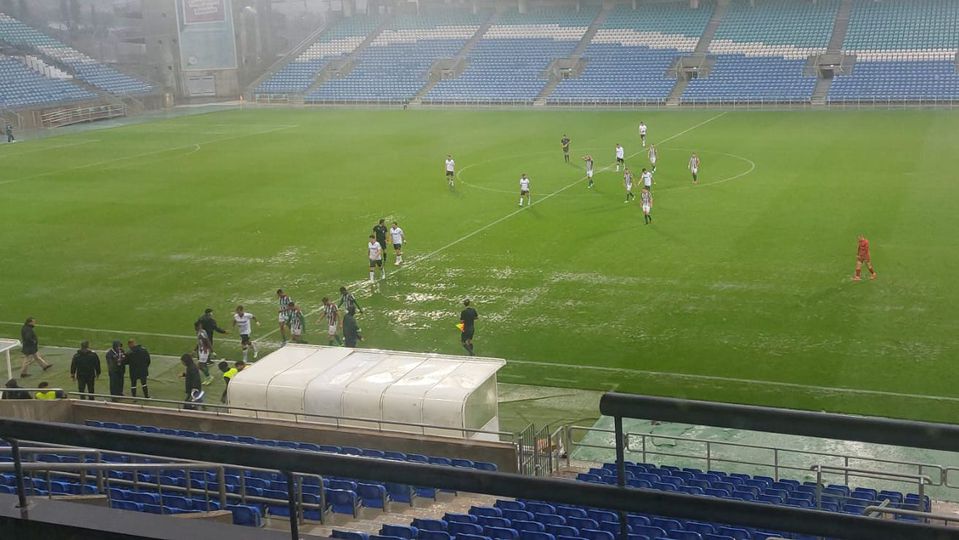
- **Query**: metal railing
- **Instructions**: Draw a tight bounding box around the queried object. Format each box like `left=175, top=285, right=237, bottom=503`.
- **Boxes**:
left=2, top=418, right=957, bottom=540
left=863, top=506, right=959, bottom=526
left=0, top=441, right=328, bottom=524
left=560, top=424, right=947, bottom=496
left=70, top=391, right=517, bottom=444
left=810, top=465, right=931, bottom=512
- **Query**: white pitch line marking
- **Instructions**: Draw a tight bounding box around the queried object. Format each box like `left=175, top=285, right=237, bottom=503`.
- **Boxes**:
left=0, top=125, right=297, bottom=186
left=0, top=139, right=101, bottom=160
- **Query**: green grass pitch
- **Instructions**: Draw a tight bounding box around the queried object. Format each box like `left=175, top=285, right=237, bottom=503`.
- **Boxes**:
left=1, top=107, right=958, bottom=422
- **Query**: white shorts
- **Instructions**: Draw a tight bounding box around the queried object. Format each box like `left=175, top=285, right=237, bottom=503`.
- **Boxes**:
left=644, top=182, right=652, bottom=189
left=198, top=350, right=210, bottom=364
left=691, top=167, right=698, bottom=175
left=292, top=327, right=302, bottom=337
left=587, top=170, right=593, bottom=178
left=650, top=157, right=657, bottom=165
left=626, top=184, right=633, bottom=192
left=278, top=313, right=287, bottom=323
left=642, top=204, right=651, bottom=213
left=327, top=324, right=337, bottom=336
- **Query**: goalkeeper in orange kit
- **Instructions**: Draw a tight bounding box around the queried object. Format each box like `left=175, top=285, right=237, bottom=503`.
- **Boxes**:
left=853, top=235, right=877, bottom=281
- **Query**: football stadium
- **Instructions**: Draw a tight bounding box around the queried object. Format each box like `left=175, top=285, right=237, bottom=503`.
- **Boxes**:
left=1, top=0, right=958, bottom=539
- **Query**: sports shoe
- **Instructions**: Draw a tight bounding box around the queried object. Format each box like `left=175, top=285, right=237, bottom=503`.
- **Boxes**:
left=42, top=364, right=53, bottom=371
left=870, top=274, right=877, bottom=280
left=852, top=276, right=862, bottom=281
left=253, top=350, right=259, bottom=359
left=202, top=376, right=213, bottom=386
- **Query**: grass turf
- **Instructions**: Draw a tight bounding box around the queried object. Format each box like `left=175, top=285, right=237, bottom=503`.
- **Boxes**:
left=1, top=108, right=957, bottom=422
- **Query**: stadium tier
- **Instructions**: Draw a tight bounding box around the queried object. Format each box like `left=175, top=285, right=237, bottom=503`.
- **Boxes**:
left=842, top=0, right=959, bottom=52
left=0, top=56, right=96, bottom=108
left=548, top=3, right=712, bottom=105
left=255, top=15, right=386, bottom=95
left=0, top=12, right=153, bottom=96
left=828, top=0, right=959, bottom=103
left=305, top=10, right=490, bottom=103
left=424, top=7, right=598, bottom=104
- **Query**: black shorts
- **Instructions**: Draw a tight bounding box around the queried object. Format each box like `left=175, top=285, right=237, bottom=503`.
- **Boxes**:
left=446, top=170, right=454, bottom=177
left=461, top=329, right=474, bottom=342
left=520, top=190, right=529, bottom=195
left=369, top=258, right=383, bottom=267
left=393, top=243, right=402, bottom=250
left=563, top=147, right=570, bottom=154
left=617, top=157, right=624, bottom=163
left=240, top=334, right=251, bottom=345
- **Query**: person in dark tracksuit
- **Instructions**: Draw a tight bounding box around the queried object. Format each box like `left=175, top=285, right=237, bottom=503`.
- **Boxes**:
left=180, top=354, right=202, bottom=410
left=105, top=340, right=126, bottom=399
left=343, top=307, right=362, bottom=348
left=5, top=124, right=14, bottom=143
left=70, top=341, right=100, bottom=400
left=126, top=339, right=151, bottom=398
left=196, top=308, right=228, bottom=356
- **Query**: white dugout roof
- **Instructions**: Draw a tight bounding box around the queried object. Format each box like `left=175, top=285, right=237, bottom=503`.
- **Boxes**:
left=227, top=344, right=505, bottom=439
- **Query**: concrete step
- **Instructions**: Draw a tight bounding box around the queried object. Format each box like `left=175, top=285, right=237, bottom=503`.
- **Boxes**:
left=693, top=0, right=729, bottom=54
left=411, top=11, right=497, bottom=105
left=534, top=5, right=611, bottom=103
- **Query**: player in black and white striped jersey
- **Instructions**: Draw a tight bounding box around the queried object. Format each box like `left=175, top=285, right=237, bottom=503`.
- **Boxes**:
left=276, top=289, right=294, bottom=345
left=320, top=297, right=341, bottom=346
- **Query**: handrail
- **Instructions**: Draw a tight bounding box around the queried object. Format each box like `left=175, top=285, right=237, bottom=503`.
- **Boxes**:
left=562, top=424, right=946, bottom=490
left=71, top=392, right=516, bottom=441
left=1, top=419, right=957, bottom=540
left=810, top=465, right=932, bottom=485
left=864, top=506, right=959, bottom=525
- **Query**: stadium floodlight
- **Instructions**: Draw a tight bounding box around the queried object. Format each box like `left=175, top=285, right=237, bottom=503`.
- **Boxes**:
left=0, top=339, right=21, bottom=382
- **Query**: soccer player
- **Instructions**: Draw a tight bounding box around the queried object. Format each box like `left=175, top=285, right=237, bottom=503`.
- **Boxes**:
left=624, top=167, right=635, bottom=203
left=561, top=134, right=571, bottom=163
left=648, top=144, right=657, bottom=172
left=195, top=321, right=213, bottom=385
left=5, top=124, right=14, bottom=143
left=641, top=187, right=653, bottom=224
left=288, top=302, right=306, bottom=343
left=368, top=234, right=385, bottom=282
left=276, top=289, right=293, bottom=345
left=339, top=286, right=363, bottom=314
left=459, top=299, right=478, bottom=356
left=639, top=121, right=647, bottom=147
left=689, top=153, right=700, bottom=184
left=390, top=221, right=405, bottom=266
left=445, top=154, right=455, bottom=187
left=641, top=167, right=653, bottom=191
left=583, top=154, right=594, bottom=189
left=854, top=235, right=878, bottom=281
left=518, top=173, right=531, bottom=207
left=373, top=219, right=389, bottom=265
left=615, top=143, right=625, bottom=172
left=321, top=297, right=342, bottom=346
left=232, top=305, right=259, bottom=362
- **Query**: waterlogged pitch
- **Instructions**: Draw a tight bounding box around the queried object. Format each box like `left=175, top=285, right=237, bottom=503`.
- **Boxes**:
left=2, top=107, right=958, bottom=421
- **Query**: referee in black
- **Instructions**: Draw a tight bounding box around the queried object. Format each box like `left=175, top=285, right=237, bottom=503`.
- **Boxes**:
left=373, top=219, right=389, bottom=264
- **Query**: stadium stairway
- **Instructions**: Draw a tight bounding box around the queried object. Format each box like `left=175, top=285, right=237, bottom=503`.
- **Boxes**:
left=667, top=0, right=729, bottom=105
left=409, top=10, right=499, bottom=105
left=811, top=0, right=854, bottom=105
left=301, top=15, right=395, bottom=98
left=533, top=5, right=611, bottom=106
left=245, top=15, right=341, bottom=102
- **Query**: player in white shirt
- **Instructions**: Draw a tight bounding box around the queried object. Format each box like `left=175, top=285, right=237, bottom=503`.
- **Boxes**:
left=615, top=144, right=625, bottom=172
left=518, top=174, right=531, bottom=207
left=639, top=121, right=647, bottom=147
left=368, top=235, right=385, bottom=282
left=641, top=188, right=653, bottom=224
left=689, top=153, right=700, bottom=184
left=583, top=154, right=594, bottom=189
left=232, top=306, right=259, bottom=362
left=445, top=155, right=455, bottom=188
left=623, top=167, right=634, bottom=203
left=648, top=144, right=657, bottom=172
left=390, top=222, right=405, bottom=266
left=641, top=168, right=653, bottom=190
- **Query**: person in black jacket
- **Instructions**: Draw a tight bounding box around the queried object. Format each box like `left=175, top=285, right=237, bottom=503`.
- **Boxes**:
left=19, top=317, right=52, bottom=378
left=2, top=379, right=31, bottom=400
left=343, top=308, right=363, bottom=348
left=196, top=308, right=228, bottom=356
left=180, top=354, right=202, bottom=410
left=105, top=340, right=126, bottom=399
left=126, top=339, right=151, bottom=398
left=70, top=341, right=100, bottom=400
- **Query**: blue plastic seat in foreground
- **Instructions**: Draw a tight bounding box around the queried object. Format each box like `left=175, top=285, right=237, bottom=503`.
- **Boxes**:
left=333, top=531, right=370, bottom=540
left=487, top=527, right=519, bottom=540
left=380, top=524, right=417, bottom=538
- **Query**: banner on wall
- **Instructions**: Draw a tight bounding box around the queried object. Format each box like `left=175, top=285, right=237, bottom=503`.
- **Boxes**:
left=176, top=0, right=238, bottom=71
